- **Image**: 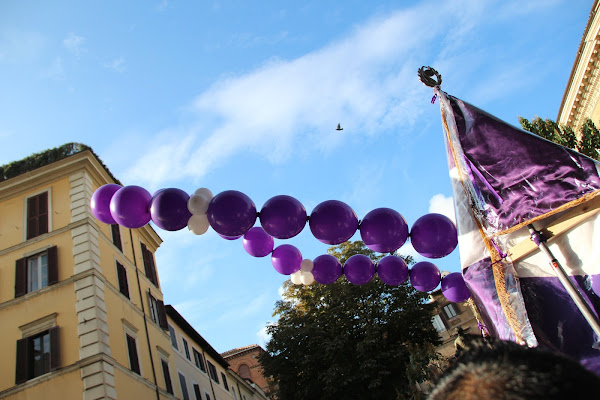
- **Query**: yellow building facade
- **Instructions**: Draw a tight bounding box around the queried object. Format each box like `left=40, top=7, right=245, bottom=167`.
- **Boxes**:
left=165, top=306, right=268, bottom=400
left=0, top=145, right=178, bottom=399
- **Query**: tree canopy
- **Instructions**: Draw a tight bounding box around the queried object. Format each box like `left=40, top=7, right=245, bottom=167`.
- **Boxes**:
left=518, top=116, right=600, bottom=161
left=259, top=241, right=440, bottom=400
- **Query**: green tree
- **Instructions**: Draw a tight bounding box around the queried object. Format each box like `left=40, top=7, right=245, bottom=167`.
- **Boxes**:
left=259, top=241, right=440, bottom=400
left=518, top=117, right=599, bottom=161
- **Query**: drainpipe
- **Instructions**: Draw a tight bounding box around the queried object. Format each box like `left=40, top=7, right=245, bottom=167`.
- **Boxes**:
left=129, top=229, right=161, bottom=400
left=203, top=349, right=218, bottom=400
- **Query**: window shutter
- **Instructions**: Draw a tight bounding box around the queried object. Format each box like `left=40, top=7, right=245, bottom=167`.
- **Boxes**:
left=27, top=196, right=37, bottom=239
left=157, top=300, right=168, bottom=331
left=117, top=262, right=130, bottom=299
left=49, top=327, right=61, bottom=371
left=15, top=337, right=29, bottom=384
left=38, top=192, right=48, bottom=236
left=47, top=246, right=58, bottom=286
left=141, top=243, right=155, bottom=285
left=111, top=224, right=122, bottom=251
left=15, top=257, right=27, bottom=298
left=148, top=251, right=158, bottom=287
left=126, top=334, right=140, bottom=374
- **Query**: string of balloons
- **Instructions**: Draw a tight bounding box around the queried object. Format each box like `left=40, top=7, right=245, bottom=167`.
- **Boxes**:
left=90, top=184, right=471, bottom=303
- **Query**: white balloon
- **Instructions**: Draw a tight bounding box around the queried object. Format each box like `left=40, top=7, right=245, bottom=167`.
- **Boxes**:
left=188, top=214, right=210, bottom=235
left=300, top=271, right=315, bottom=285
left=188, top=193, right=211, bottom=215
left=194, top=187, right=213, bottom=200
left=300, top=259, right=314, bottom=272
left=291, top=271, right=302, bottom=285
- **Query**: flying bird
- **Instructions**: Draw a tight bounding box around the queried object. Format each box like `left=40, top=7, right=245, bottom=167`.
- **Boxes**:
left=336, top=123, right=343, bottom=131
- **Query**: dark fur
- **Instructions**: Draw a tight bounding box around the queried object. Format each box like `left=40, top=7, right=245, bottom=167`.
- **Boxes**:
left=427, top=335, right=600, bottom=400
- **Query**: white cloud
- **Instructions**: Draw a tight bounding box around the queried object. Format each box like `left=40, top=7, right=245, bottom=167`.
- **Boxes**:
left=428, top=193, right=455, bottom=224
left=63, top=33, right=85, bottom=57
left=256, top=325, right=271, bottom=346
left=104, top=57, right=127, bottom=73
left=122, top=1, right=461, bottom=186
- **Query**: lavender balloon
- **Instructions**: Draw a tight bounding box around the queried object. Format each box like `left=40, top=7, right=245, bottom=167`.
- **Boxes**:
left=376, top=255, right=409, bottom=286
left=150, top=188, right=192, bottom=231
left=312, top=254, right=343, bottom=284
left=441, top=272, right=471, bottom=303
left=243, top=227, right=274, bottom=257
left=343, top=254, right=375, bottom=285
left=91, top=184, right=122, bottom=224
left=271, top=244, right=302, bottom=275
left=260, top=195, right=307, bottom=239
left=309, top=200, right=359, bottom=245
left=591, top=275, right=600, bottom=298
left=207, top=190, right=257, bottom=237
left=360, top=208, right=409, bottom=253
left=410, top=213, right=458, bottom=258
left=409, top=261, right=441, bottom=292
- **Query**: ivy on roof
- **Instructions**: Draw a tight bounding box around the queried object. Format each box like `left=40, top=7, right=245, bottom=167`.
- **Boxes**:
left=0, top=142, right=122, bottom=185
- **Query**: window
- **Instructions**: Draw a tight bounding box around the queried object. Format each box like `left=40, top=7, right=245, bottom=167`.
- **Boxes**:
left=183, top=338, right=191, bottom=360
left=444, top=304, right=458, bottom=319
left=221, top=372, right=229, bottom=390
left=161, top=360, right=173, bottom=395
left=27, top=192, right=48, bottom=240
left=205, top=393, right=212, bottom=400
left=126, top=334, right=140, bottom=374
left=16, top=327, right=60, bottom=384
left=432, top=314, right=446, bottom=333
left=193, top=384, right=202, bottom=400
left=207, top=361, right=219, bottom=383
left=140, top=243, right=158, bottom=287
left=238, top=363, right=251, bottom=380
left=15, top=246, right=58, bottom=298
left=111, top=224, right=122, bottom=251
left=116, top=262, right=129, bottom=299
left=168, top=325, right=178, bottom=349
left=193, top=348, right=206, bottom=372
left=178, top=373, right=190, bottom=400
left=147, top=291, right=168, bottom=330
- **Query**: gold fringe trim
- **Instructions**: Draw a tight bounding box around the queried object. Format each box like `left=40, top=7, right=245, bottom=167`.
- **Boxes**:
left=440, top=95, right=524, bottom=343
left=493, top=189, right=600, bottom=237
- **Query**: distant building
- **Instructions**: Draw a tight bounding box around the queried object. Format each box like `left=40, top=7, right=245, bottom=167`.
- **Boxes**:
left=429, top=289, right=479, bottom=360
left=558, top=0, right=600, bottom=130
left=221, top=345, right=271, bottom=397
left=165, top=306, right=268, bottom=400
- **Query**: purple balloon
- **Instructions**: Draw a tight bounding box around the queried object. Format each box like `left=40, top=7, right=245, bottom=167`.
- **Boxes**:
left=312, top=254, right=343, bottom=284
left=207, top=190, right=257, bottom=237
left=360, top=208, right=409, bottom=253
left=309, top=200, right=359, bottom=245
left=441, top=272, right=471, bottom=303
left=91, top=184, right=122, bottom=224
left=410, top=213, right=458, bottom=258
left=109, top=185, right=152, bottom=229
left=376, top=255, right=409, bottom=285
left=343, top=254, right=375, bottom=285
left=243, top=227, right=274, bottom=257
left=271, top=244, right=302, bottom=275
left=409, top=261, right=441, bottom=292
left=218, top=233, right=242, bottom=240
left=150, top=188, right=192, bottom=231
left=260, top=195, right=307, bottom=239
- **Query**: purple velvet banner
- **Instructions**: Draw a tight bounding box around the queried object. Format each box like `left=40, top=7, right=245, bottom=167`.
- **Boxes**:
left=448, top=95, right=600, bottom=233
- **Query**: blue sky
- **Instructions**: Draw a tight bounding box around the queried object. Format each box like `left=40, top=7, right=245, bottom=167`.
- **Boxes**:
left=0, top=0, right=592, bottom=353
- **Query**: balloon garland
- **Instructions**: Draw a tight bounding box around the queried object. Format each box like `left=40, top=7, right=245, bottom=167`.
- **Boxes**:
left=90, top=184, right=471, bottom=303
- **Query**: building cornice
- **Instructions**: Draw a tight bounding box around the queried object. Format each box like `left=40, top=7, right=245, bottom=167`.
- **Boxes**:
left=558, top=0, right=600, bottom=129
